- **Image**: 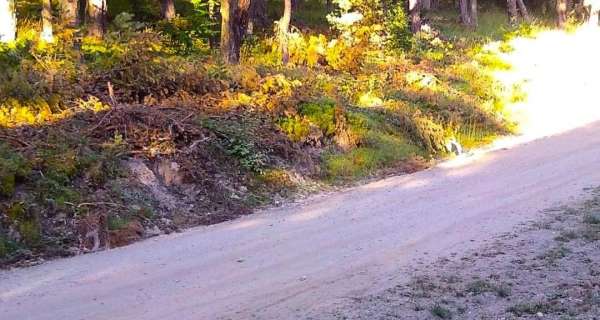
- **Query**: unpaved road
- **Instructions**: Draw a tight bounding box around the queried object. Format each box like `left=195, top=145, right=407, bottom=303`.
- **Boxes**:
left=2, top=29, right=600, bottom=320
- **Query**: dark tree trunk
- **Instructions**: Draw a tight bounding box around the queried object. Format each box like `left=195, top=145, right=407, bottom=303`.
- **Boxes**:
left=87, top=0, right=107, bottom=37
left=408, top=0, right=421, bottom=32
left=220, top=0, right=250, bottom=64
left=556, top=0, right=567, bottom=28
left=507, top=0, right=518, bottom=25
left=0, top=0, right=17, bottom=42
left=516, top=0, right=530, bottom=22
left=280, top=0, right=292, bottom=65
left=292, top=0, right=301, bottom=10
left=422, top=0, right=431, bottom=10
left=249, top=0, right=268, bottom=33
left=459, top=0, right=471, bottom=25
left=161, top=0, right=176, bottom=20
left=42, top=0, right=54, bottom=42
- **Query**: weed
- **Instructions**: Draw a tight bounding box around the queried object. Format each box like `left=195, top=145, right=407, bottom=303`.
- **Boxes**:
left=583, top=211, right=600, bottom=225
left=298, top=100, right=337, bottom=136
left=431, top=304, right=452, bottom=319
left=19, top=219, right=41, bottom=246
left=324, top=135, right=420, bottom=180
left=224, top=138, right=267, bottom=174
left=465, top=279, right=511, bottom=297
left=537, top=246, right=571, bottom=264
left=495, top=284, right=512, bottom=298
left=509, top=82, right=528, bottom=103
left=581, top=225, right=600, bottom=242
left=508, top=302, right=553, bottom=316
left=0, top=236, right=19, bottom=259
left=107, top=216, right=129, bottom=231
left=554, top=230, right=579, bottom=242
left=0, top=143, right=30, bottom=197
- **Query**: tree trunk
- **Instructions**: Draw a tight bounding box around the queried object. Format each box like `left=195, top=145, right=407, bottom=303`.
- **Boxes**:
left=61, top=0, right=79, bottom=26
left=0, top=0, right=16, bottom=42
left=280, top=0, right=292, bottom=65
left=249, top=0, right=268, bottom=33
left=161, top=0, right=176, bottom=20
left=507, top=0, right=518, bottom=25
left=556, top=0, right=567, bottom=28
left=408, top=0, right=421, bottom=32
left=220, top=0, right=250, bottom=64
left=291, top=0, right=301, bottom=10
left=516, top=0, right=530, bottom=22
left=469, top=0, right=477, bottom=26
left=87, top=0, right=107, bottom=37
left=41, top=0, right=54, bottom=42
left=422, top=0, right=431, bottom=11
left=588, top=2, right=600, bottom=26
left=459, top=0, right=471, bottom=25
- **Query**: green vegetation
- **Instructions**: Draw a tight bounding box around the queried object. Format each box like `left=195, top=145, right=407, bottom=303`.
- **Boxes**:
left=430, top=304, right=452, bottom=319
left=465, top=279, right=512, bottom=297
left=508, top=302, right=553, bottom=316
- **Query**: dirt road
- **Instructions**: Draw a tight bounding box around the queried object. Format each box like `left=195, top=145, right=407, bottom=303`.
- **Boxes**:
left=2, top=29, right=600, bottom=320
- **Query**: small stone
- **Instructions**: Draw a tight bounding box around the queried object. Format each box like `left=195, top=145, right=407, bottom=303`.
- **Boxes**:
left=237, top=258, right=245, bottom=263
left=536, top=312, right=544, bottom=318
left=299, top=276, right=308, bottom=281
left=145, top=226, right=162, bottom=237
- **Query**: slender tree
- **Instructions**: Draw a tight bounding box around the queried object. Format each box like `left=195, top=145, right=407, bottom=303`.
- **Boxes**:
left=422, top=0, right=431, bottom=11
left=470, top=0, right=477, bottom=26
left=590, top=3, right=600, bottom=26
left=87, top=0, right=107, bottom=37
left=459, top=0, right=471, bottom=25
left=507, top=0, right=518, bottom=25
left=516, top=0, right=530, bottom=22
left=41, top=0, right=54, bottom=42
left=249, top=0, right=268, bottom=33
left=0, top=0, right=16, bottom=42
left=161, top=0, right=176, bottom=20
left=556, top=0, right=567, bottom=27
left=60, top=0, right=79, bottom=26
left=279, top=0, right=292, bottom=64
left=408, top=0, right=421, bottom=32
left=220, top=0, right=250, bottom=64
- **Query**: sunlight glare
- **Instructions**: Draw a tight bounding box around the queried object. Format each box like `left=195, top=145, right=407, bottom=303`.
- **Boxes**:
left=0, top=0, right=16, bottom=43
left=494, top=28, right=600, bottom=143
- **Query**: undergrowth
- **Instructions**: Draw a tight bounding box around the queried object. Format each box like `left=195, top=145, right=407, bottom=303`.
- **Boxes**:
left=0, top=5, right=523, bottom=266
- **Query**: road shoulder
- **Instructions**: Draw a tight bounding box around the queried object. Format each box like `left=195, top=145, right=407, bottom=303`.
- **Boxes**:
left=315, top=188, right=600, bottom=320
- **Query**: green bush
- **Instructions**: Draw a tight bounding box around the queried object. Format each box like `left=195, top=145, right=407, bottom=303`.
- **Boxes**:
left=0, top=236, right=19, bottom=258
left=0, top=144, right=30, bottom=197
left=324, top=133, right=420, bottom=180
left=157, top=0, right=217, bottom=55
left=298, top=101, right=337, bottom=136
left=386, top=6, right=413, bottom=50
